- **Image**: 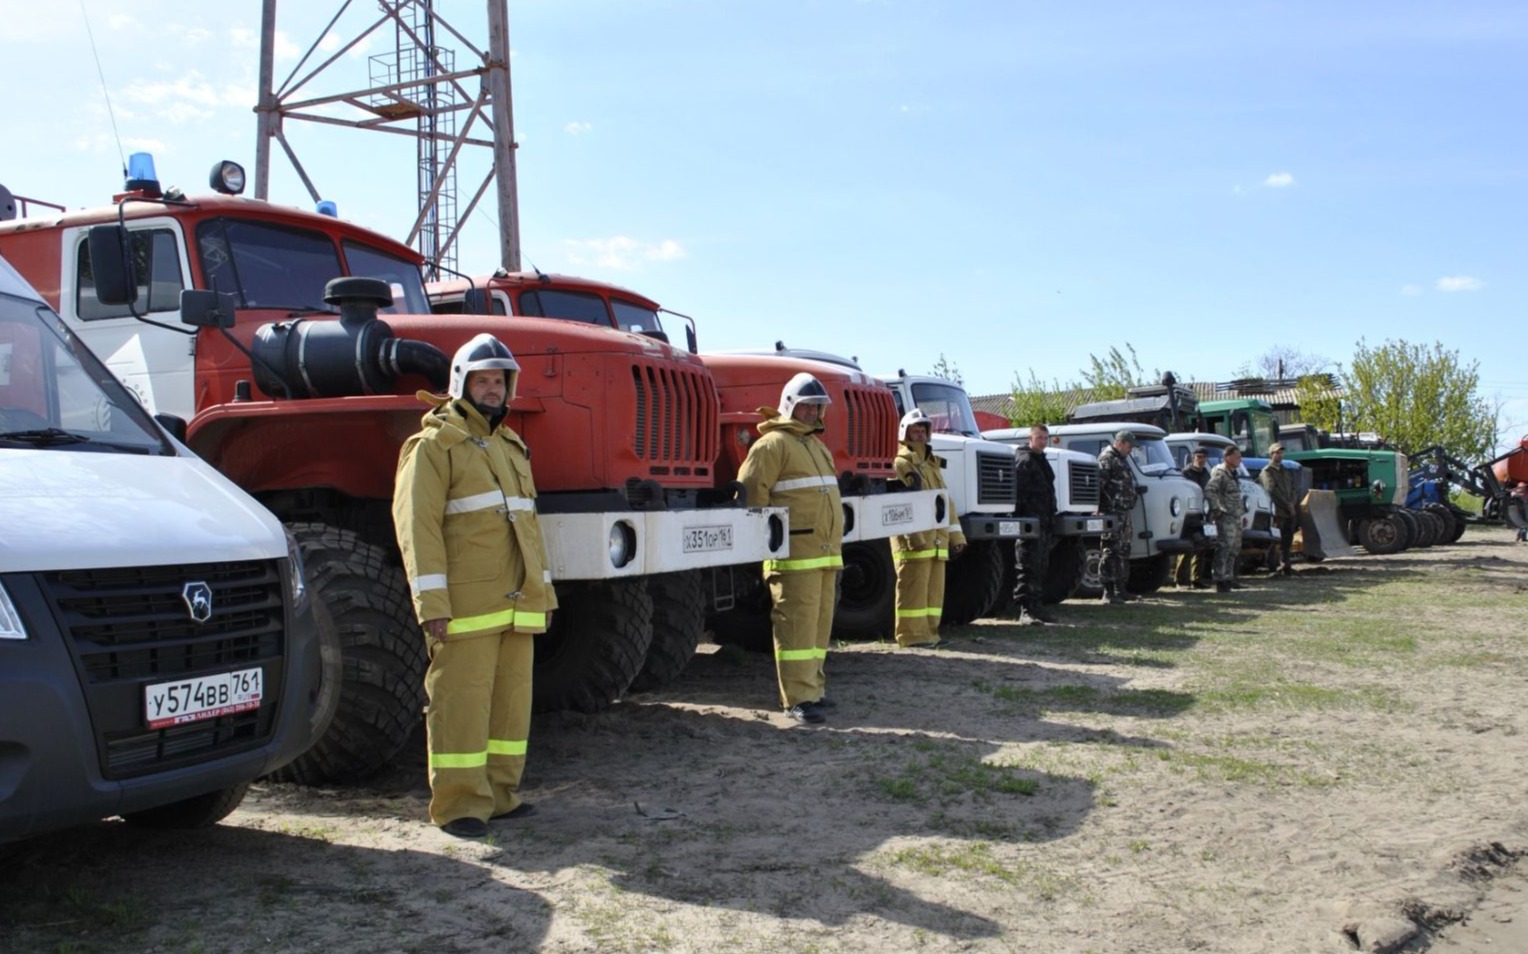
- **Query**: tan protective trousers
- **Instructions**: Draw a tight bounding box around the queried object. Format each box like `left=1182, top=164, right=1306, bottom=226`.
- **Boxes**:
left=423, top=628, right=533, bottom=826
left=769, top=568, right=837, bottom=708
left=893, top=551, right=946, bottom=646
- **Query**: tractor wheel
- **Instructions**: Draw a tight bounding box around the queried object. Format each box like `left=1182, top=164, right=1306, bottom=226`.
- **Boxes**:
left=533, top=579, right=653, bottom=713
left=122, top=782, right=251, bottom=830
left=941, top=538, right=1005, bottom=627
left=1358, top=513, right=1408, bottom=555
left=1126, top=553, right=1169, bottom=594
left=1396, top=508, right=1424, bottom=549
left=993, top=542, right=1018, bottom=615
left=832, top=541, right=896, bottom=640
left=268, top=523, right=425, bottom=784
left=1040, top=537, right=1087, bottom=604
left=628, top=571, right=705, bottom=693
left=1422, top=503, right=1461, bottom=545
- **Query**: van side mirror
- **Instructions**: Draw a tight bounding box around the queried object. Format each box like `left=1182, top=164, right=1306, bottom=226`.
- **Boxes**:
left=87, top=225, right=137, bottom=306
left=180, top=289, right=237, bottom=329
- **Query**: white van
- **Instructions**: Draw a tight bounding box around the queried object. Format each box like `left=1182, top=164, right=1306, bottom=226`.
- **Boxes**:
left=0, top=255, right=328, bottom=843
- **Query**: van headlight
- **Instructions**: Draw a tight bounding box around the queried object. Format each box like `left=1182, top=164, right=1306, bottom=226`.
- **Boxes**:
left=284, top=528, right=309, bottom=611
left=1170, top=496, right=1182, bottom=517
left=0, top=582, right=27, bottom=640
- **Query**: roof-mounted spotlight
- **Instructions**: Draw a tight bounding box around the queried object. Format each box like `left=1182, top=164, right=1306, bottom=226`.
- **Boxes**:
left=209, top=160, right=246, bottom=196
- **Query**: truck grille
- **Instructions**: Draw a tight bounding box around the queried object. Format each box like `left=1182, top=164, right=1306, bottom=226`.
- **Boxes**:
left=42, top=560, right=286, bottom=780
left=840, top=384, right=896, bottom=474
left=1067, top=460, right=1100, bottom=508
left=630, top=361, right=718, bottom=468
left=976, top=451, right=1017, bottom=506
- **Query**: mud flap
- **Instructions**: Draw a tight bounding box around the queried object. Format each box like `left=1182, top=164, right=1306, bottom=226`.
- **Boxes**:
left=1298, top=489, right=1356, bottom=560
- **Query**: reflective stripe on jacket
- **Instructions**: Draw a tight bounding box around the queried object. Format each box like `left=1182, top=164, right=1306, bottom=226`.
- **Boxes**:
left=393, top=392, right=559, bottom=634
left=739, top=407, right=844, bottom=573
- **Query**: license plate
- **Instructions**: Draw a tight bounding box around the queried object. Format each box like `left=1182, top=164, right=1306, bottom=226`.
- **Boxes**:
left=1086, top=518, right=1103, bottom=532
left=682, top=525, right=734, bottom=553
left=881, top=504, right=914, bottom=526
left=1203, top=524, right=1218, bottom=538
left=145, top=667, right=263, bottom=729
left=999, top=520, right=1024, bottom=536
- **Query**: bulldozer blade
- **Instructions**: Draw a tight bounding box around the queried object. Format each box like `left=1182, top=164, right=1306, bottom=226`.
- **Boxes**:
left=1298, top=489, right=1356, bottom=560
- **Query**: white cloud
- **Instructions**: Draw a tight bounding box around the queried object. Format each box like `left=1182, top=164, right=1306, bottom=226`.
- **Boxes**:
left=564, top=121, right=593, bottom=135
left=231, top=27, right=299, bottom=60
left=1262, top=172, right=1295, bottom=188
left=1401, top=284, right=1423, bottom=296
left=1436, top=275, right=1483, bottom=292
left=564, top=236, right=686, bottom=270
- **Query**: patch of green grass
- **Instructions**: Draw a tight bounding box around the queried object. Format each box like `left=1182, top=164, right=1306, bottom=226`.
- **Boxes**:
left=868, top=747, right=1041, bottom=805
left=976, top=681, right=1195, bottom=716
left=884, top=842, right=1084, bottom=900
left=1195, top=680, right=1398, bottom=713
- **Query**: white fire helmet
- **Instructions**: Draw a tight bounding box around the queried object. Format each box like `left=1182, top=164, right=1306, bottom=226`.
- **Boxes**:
left=778, top=372, right=832, bottom=420
left=899, top=408, right=934, bottom=442
left=449, top=333, right=520, bottom=401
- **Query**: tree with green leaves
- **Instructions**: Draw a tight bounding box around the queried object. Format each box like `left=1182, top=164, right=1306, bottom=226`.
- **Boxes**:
left=929, top=353, right=964, bottom=386
left=1007, top=344, right=1157, bottom=425
left=1312, top=339, right=1497, bottom=460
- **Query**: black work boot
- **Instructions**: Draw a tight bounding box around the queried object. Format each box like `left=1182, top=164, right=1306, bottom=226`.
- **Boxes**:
left=1215, top=581, right=1232, bottom=593
left=1101, top=584, right=1120, bottom=605
left=1031, top=605, right=1058, bottom=623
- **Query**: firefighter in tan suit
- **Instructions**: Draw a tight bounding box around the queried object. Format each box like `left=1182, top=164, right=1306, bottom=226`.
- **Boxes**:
left=891, top=408, right=966, bottom=647
left=738, top=373, right=844, bottom=725
left=393, top=334, right=557, bottom=838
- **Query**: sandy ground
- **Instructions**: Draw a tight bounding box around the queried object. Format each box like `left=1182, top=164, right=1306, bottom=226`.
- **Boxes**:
left=5, top=528, right=1528, bottom=954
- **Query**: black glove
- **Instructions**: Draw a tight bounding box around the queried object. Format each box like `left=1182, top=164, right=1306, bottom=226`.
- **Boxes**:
left=904, top=471, right=923, bottom=491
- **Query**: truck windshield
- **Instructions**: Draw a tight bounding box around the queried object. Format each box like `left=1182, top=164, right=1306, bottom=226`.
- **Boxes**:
left=196, top=219, right=429, bottom=314
left=1132, top=438, right=1177, bottom=475
left=0, top=285, right=168, bottom=454
left=910, top=382, right=980, bottom=437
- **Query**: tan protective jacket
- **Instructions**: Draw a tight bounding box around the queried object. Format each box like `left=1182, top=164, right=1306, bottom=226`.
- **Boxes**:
left=893, top=442, right=966, bottom=555
left=393, top=393, right=558, bottom=635
left=738, top=408, right=844, bottom=572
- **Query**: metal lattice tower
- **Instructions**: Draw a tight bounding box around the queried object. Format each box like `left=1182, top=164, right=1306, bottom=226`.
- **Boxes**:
left=253, top=0, right=520, bottom=274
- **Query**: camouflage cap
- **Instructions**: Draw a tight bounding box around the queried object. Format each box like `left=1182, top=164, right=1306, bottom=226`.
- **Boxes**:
left=1268, top=442, right=1285, bottom=453
left=1114, top=430, right=1137, bottom=444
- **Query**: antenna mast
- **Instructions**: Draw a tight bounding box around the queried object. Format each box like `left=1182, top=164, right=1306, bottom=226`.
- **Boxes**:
left=253, top=0, right=520, bottom=274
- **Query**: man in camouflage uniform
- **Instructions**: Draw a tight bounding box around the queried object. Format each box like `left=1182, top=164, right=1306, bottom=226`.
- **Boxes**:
left=1204, top=444, right=1248, bottom=592
left=1258, top=442, right=1298, bottom=576
left=1097, top=430, right=1140, bottom=604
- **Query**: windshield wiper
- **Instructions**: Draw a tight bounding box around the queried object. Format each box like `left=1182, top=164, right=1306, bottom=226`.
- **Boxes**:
left=0, top=427, right=92, bottom=446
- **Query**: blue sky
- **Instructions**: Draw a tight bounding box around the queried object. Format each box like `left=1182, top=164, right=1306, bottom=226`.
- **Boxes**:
left=6, top=1, right=1528, bottom=446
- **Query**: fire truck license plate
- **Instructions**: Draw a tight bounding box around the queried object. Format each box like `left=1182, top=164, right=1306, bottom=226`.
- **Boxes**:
left=999, top=521, right=1024, bottom=536
left=682, top=526, right=733, bottom=553
left=145, top=668, right=263, bottom=729
left=1203, top=524, right=1218, bottom=537
left=1086, top=518, right=1104, bottom=532
left=881, top=504, right=914, bottom=527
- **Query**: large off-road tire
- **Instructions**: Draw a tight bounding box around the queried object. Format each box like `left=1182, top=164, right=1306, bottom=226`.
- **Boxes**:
left=1126, top=553, right=1169, bottom=594
left=941, top=538, right=1004, bottom=627
left=628, top=571, right=704, bottom=693
left=708, top=567, right=774, bottom=653
left=1040, top=537, right=1087, bottom=604
left=270, top=523, right=426, bottom=785
left=122, top=782, right=251, bottom=830
left=1074, top=543, right=1105, bottom=599
left=1358, top=513, right=1408, bottom=555
left=533, top=579, right=653, bottom=713
left=832, top=540, right=896, bottom=640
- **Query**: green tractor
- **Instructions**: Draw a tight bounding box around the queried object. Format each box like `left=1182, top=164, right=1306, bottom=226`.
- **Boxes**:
left=1198, top=398, right=1420, bottom=554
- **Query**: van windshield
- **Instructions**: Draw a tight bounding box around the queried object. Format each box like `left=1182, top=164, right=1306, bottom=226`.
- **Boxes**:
left=0, top=286, right=168, bottom=454
left=1132, top=438, right=1177, bottom=475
